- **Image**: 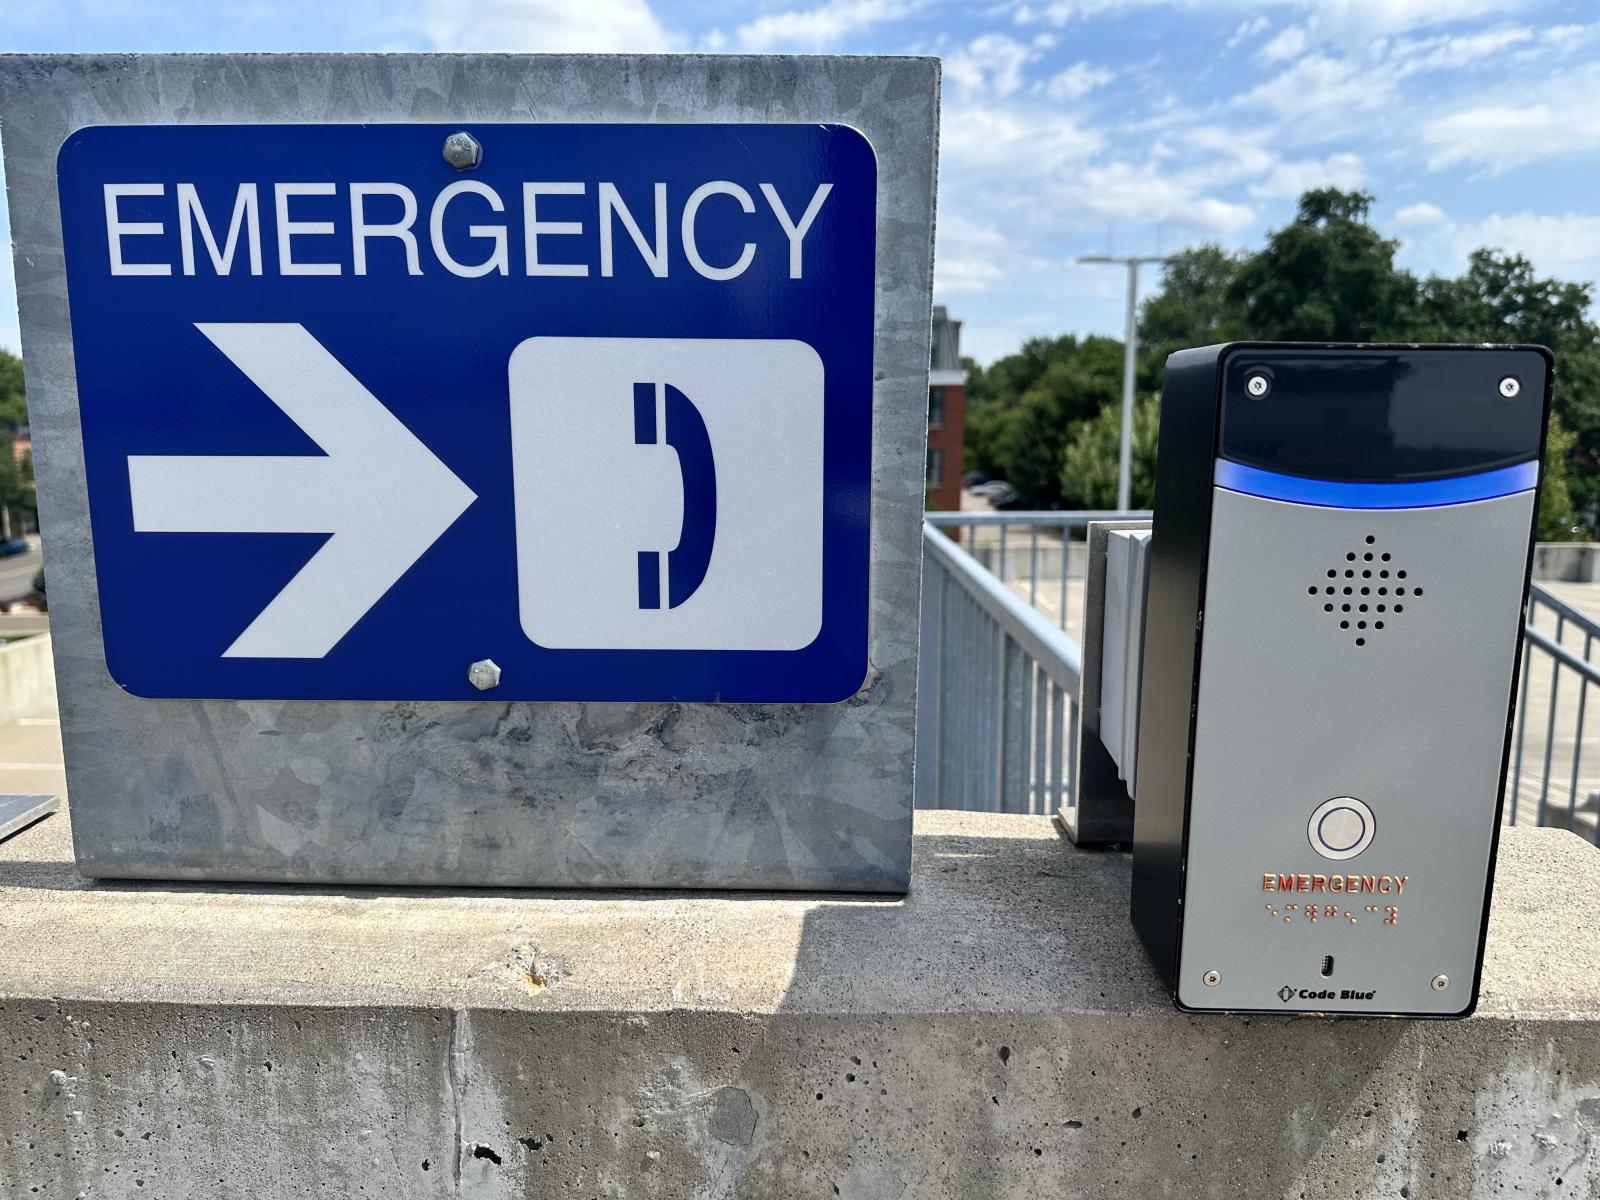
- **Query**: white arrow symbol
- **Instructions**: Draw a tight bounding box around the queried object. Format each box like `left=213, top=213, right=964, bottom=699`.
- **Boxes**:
left=128, top=323, right=478, bottom=659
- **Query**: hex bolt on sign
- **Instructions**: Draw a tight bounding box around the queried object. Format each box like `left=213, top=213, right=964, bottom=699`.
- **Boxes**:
left=1245, top=373, right=1270, bottom=398
left=1202, top=970, right=1221, bottom=987
left=1431, top=974, right=1450, bottom=992
left=468, top=658, right=502, bottom=691
left=442, top=131, right=482, bottom=170
left=1498, top=376, right=1521, bottom=399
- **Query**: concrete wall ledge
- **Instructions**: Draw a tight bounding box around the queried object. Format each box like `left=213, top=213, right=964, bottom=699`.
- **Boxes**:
left=2, top=808, right=1598, bottom=1198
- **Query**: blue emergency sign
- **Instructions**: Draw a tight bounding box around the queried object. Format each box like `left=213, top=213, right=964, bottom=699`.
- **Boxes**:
left=55, top=122, right=877, bottom=701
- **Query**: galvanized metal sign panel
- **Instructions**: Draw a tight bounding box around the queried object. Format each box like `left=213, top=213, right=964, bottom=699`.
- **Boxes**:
left=56, top=122, right=876, bottom=702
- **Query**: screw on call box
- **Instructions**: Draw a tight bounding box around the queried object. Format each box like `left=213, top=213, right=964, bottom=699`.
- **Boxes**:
left=1130, top=343, right=1552, bottom=1017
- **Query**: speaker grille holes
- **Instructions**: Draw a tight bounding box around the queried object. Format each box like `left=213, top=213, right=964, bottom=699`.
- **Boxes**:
left=1310, top=537, right=1421, bottom=645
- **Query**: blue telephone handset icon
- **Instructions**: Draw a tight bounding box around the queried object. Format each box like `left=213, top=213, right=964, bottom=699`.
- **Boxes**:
left=634, top=382, right=717, bottom=610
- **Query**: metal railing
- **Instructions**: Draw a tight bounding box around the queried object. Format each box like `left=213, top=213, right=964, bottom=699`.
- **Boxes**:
left=915, top=513, right=1146, bottom=814
left=1511, top=584, right=1600, bottom=842
left=923, top=511, right=1150, bottom=637
left=915, top=522, right=1084, bottom=813
left=919, top=511, right=1600, bottom=845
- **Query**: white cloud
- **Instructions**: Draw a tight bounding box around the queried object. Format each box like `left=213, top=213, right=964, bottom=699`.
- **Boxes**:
left=734, top=0, right=918, bottom=51
left=1149, top=125, right=1275, bottom=184
left=946, top=33, right=1049, bottom=98
left=1258, top=24, right=1308, bottom=61
left=936, top=257, right=1007, bottom=296
left=1247, top=151, right=1367, bottom=198
left=935, top=216, right=1014, bottom=294
left=1539, top=23, right=1600, bottom=54
left=1042, top=61, right=1114, bottom=100
left=1394, top=201, right=1448, bottom=226
left=1422, top=63, right=1600, bottom=171
left=1229, top=53, right=1396, bottom=139
left=1010, top=0, right=1529, bottom=42
left=1452, top=213, right=1600, bottom=281
left=1290, top=0, right=1533, bottom=44
left=939, top=103, right=1104, bottom=170
left=936, top=93, right=1254, bottom=303
left=1225, top=15, right=1270, bottom=48
left=1070, top=160, right=1256, bottom=232
left=1388, top=24, right=1533, bottom=75
left=419, top=0, right=670, bottom=51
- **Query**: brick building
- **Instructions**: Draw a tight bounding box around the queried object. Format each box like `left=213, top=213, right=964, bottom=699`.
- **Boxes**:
left=926, top=305, right=968, bottom=512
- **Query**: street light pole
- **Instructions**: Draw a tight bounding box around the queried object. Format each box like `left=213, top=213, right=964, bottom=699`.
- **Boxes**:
left=1077, top=253, right=1169, bottom=512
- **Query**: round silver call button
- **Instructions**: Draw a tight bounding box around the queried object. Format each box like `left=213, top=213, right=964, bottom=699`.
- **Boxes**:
left=1308, top=796, right=1375, bottom=861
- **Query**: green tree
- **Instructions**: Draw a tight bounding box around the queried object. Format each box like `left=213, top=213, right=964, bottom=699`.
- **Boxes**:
left=0, top=351, right=35, bottom=534
left=1060, top=391, right=1161, bottom=509
left=967, top=335, right=1123, bottom=507
left=0, top=350, right=24, bottom=429
left=1132, top=192, right=1599, bottom=537
left=1537, top=411, right=1582, bottom=541
left=1226, top=189, right=1420, bottom=342
left=964, top=335, right=1086, bottom=479
left=1138, top=245, right=1248, bottom=365
left=1413, top=250, right=1600, bottom=532
left=968, top=188, right=1600, bottom=536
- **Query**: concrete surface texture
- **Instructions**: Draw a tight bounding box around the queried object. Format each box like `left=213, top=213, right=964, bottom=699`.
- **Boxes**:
left=1, top=807, right=1598, bottom=1198
left=0, top=53, right=937, bottom=891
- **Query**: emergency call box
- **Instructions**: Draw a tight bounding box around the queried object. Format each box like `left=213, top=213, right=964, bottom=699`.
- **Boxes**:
left=1130, top=343, right=1552, bottom=1016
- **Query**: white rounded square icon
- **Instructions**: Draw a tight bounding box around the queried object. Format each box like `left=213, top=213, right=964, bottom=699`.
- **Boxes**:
left=510, top=336, right=825, bottom=651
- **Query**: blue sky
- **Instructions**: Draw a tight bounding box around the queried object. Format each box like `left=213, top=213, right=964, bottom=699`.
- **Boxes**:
left=2, top=0, right=1599, bottom=363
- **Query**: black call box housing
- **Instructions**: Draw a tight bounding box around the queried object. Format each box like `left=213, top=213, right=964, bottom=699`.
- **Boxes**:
left=1130, top=343, right=1552, bottom=1017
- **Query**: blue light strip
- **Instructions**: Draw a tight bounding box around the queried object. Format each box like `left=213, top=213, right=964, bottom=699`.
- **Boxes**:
left=1214, top=459, right=1539, bottom=510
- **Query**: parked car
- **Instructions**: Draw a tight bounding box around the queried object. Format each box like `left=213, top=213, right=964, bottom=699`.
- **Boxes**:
left=988, top=484, right=1021, bottom=508
left=0, top=538, right=29, bottom=557
left=961, top=470, right=990, bottom=488
left=970, top=479, right=1012, bottom=498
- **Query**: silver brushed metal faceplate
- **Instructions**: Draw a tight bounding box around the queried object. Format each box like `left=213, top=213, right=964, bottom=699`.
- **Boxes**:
left=1177, top=486, right=1534, bottom=1014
